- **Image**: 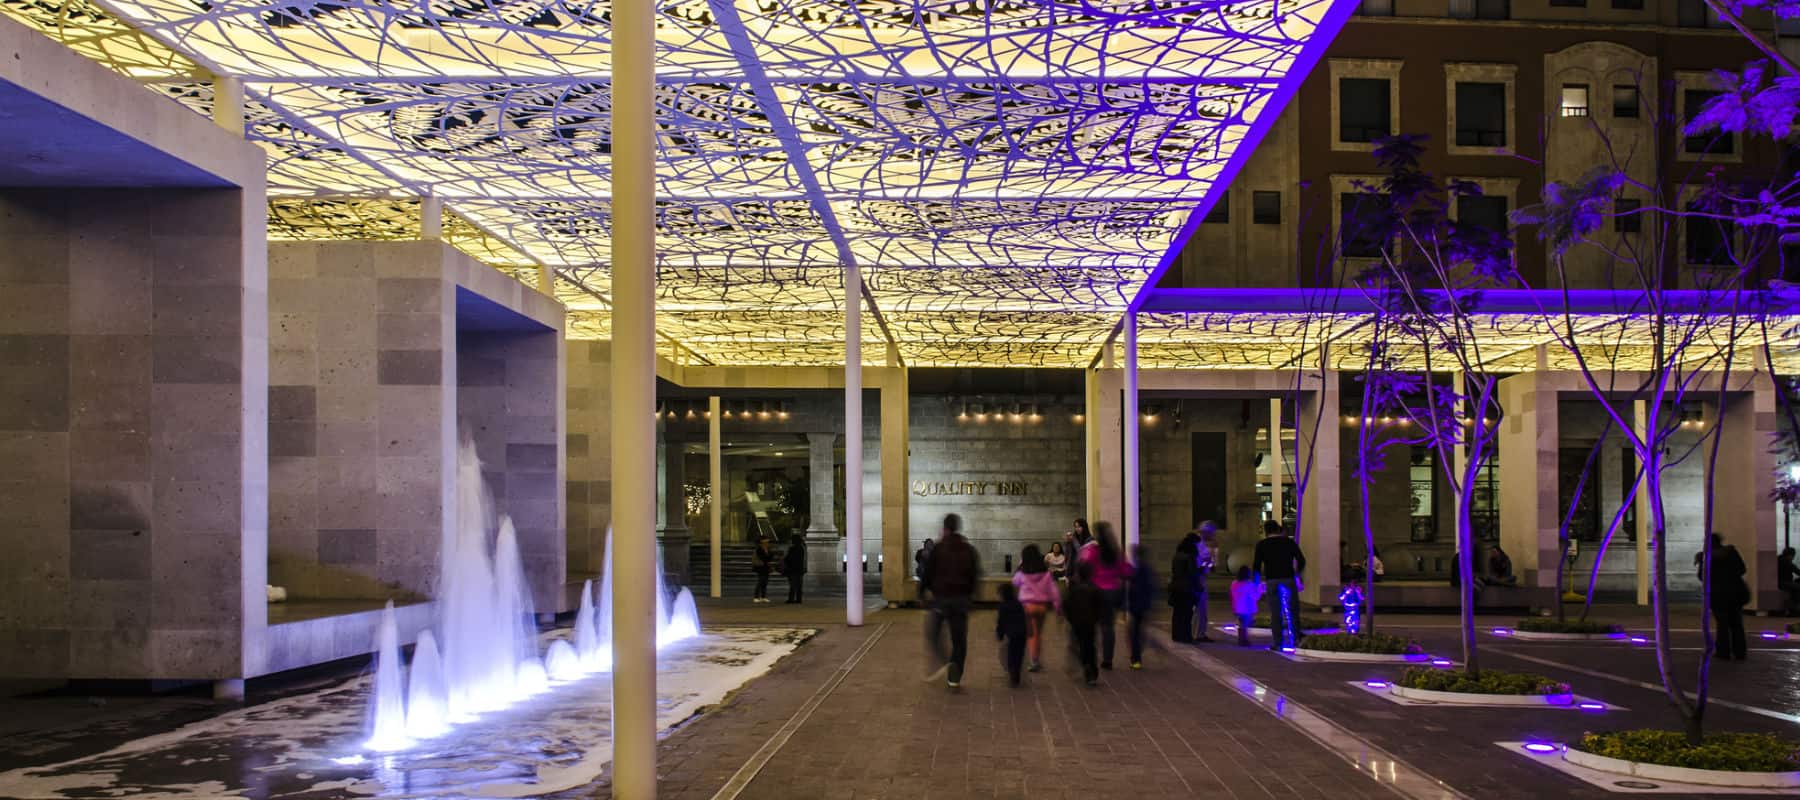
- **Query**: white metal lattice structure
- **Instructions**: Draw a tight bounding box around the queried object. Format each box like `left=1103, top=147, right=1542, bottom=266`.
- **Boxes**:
left=3, top=0, right=1355, bottom=366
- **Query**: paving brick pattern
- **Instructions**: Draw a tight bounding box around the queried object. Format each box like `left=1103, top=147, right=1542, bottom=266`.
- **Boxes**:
left=595, top=605, right=1395, bottom=800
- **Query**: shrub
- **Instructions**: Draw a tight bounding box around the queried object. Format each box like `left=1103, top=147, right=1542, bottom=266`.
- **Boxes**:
left=1516, top=618, right=1622, bottom=635
left=1574, top=730, right=1800, bottom=772
left=1786, top=621, right=1799, bottom=635
left=1298, top=632, right=1422, bottom=655
left=1398, top=667, right=1568, bottom=695
left=1250, top=614, right=1338, bottom=631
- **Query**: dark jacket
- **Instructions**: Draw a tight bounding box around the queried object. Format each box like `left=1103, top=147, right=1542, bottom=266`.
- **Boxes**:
left=1703, top=544, right=1749, bottom=606
left=1064, top=581, right=1103, bottom=629
left=1168, top=549, right=1200, bottom=605
left=921, top=532, right=981, bottom=598
left=1253, top=535, right=1306, bottom=581
left=1128, top=559, right=1157, bottom=615
left=752, top=544, right=774, bottom=575
left=784, top=538, right=808, bottom=576
left=996, top=597, right=1028, bottom=640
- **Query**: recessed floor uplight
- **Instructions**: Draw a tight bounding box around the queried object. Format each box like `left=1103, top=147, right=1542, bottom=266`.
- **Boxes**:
left=1522, top=742, right=1560, bottom=754
left=1629, top=636, right=1647, bottom=644
left=1430, top=659, right=1452, bottom=667
left=1576, top=702, right=1605, bottom=711
left=1365, top=680, right=1389, bottom=689
left=1491, top=627, right=1512, bottom=636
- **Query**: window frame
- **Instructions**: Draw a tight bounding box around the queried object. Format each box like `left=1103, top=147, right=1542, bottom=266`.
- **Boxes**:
left=1252, top=191, right=1282, bottom=225
left=1331, top=59, right=1403, bottom=153
left=1202, top=189, right=1230, bottom=224
left=1559, top=83, right=1591, bottom=118
left=1677, top=74, right=1739, bottom=162
left=1610, top=84, right=1640, bottom=119
left=1445, top=63, right=1517, bottom=156
left=1613, top=197, right=1642, bottom=234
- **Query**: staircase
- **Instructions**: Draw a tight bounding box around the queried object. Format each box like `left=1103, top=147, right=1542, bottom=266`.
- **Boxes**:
left=686, top=542, right=766, bottom=598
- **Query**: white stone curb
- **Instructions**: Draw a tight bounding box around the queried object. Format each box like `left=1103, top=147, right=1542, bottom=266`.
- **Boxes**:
left=1562, top=747, right=1800, bottom=789
left=1507, top=630, right=1626, bottom=641
left=1292, top=648, right=1429, bottom=663
left=1390, top=684, right=1574, bottom=706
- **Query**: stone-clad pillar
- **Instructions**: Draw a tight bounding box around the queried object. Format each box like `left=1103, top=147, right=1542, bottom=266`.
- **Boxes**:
left=805, top=431, right=842, bottom=586
left=657, top=435, right=692, bottom=586
left=1497, top=372, right=1559, bottom=609
left=1296, top=370, right=1340, bottom=607
left=1710, top=378, right=1779, bottom=610
left=881, top=364, right=911, bottom=604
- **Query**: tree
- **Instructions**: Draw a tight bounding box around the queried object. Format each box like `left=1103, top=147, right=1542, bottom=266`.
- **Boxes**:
left=1344, top=134, right=1519, bottom=672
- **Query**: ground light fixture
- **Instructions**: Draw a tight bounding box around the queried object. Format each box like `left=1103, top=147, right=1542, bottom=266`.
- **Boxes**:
left=1577, top=702, right=1606, bottom=711
left=1521, top=742, right=1562, bottom=754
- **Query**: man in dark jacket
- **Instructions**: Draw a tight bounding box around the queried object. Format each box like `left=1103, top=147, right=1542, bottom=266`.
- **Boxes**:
left=1701, top=533, right=1750, bottom=660
left=783, top=533, right=808, bottom=604
left=1252, top=520, right=1307, bottom=651
left=920, top=513, right=980, bottom=688
left=1168, top=534, right=1200, bottom=643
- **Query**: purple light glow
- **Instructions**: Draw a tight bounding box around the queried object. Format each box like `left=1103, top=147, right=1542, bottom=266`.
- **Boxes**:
left=1365, top=680, right=1389, bottom=688
left=1491, top=627, right=1512, bottom=636
left=1759, top=632, right=1779, bottom=640
left=1629, top=636, right=1647, bottom=645
left=1522, top=742, right=1561, bottom=754
left=1430, top=658, right=1453, bottom=667
left=1280, top=647, right=1296, bottom=653
left=1577, top=702, right=1605, bottom=711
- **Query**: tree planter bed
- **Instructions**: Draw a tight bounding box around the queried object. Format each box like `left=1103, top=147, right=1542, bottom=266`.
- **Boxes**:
left=1561, top=748, right=1800, bottom=789
left=1389, top=684, right=1574, bottom=706
left=1506, top=630, right=1628, bottom=642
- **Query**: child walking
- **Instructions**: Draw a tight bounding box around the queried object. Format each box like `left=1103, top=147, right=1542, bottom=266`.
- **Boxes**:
left=1229, top=567, right=1262, bottom=647
left=995, top=584, right=1029, bottom=686
left=1126, top=544, right=1156, bottom=669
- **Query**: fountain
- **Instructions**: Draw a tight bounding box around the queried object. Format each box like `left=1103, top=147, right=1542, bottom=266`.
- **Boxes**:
left=363, top=439, right=703, bottom=751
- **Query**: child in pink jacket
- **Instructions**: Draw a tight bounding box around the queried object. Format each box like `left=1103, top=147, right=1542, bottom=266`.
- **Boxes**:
left=1229, top=567, right=1263, bottom=647
left=1012, top=545, right=1062, bottom=672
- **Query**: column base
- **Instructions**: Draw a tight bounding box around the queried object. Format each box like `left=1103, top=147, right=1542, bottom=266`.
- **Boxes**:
left=213, top=679, right=245, bottom=701
left=657, top=529, right=693, bottom=589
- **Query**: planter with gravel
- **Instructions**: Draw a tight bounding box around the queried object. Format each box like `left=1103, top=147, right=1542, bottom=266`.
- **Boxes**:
left=1389, top=666, right=1574, bottom=706
left=1293, top=632, right=1429, bottom=663
left=1562, top=731, right=1800, bottom=788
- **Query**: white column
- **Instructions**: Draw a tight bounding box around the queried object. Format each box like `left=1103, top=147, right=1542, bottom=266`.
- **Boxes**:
left=1269, top=397, right=1284, bottom=524
left=1122, top=313, right=1141, bottom=550
left=709, top=396, right=722, bottom=598
left=211, top=75, right=244, bottom=135
left=420, top=195, right=443, bottom=241
left=845, top=263, right=864, bottom=625
left=610, top=0, right=656, bottom=792
left=1633, top=398, right=1650, bottom=606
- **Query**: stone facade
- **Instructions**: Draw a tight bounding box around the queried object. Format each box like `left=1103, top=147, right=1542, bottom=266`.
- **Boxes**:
left=565, top=340, right=611, bottom=581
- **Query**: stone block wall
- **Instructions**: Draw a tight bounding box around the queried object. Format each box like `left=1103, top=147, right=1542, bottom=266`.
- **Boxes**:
left=0, top=188, right=263, bottom=680
left=565, top=339, right=612, bottom=578
left=1139, top=400, right=1265, bottom=566
left=268, top=241, right=455, bottom=601
left=458, top=321, right=564, bottom=613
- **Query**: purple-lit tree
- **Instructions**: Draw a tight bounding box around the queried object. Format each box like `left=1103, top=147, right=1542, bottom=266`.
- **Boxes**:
left=1344, top=134, right=1519, bottom=673
left=1517, top=17, right=1793, bottom=740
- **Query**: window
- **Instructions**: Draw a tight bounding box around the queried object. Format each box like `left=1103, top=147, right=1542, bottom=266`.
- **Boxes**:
left=1683, top=89, right=1734, bottom=155
left=1686, top=204, right=1732, bottom=265
left=1614, top=198, right=1641, bottom=233
left=1357, top=0, right=1394, bottom=15
left=1203, top=190, right=1229, bottom=224
left=1455, top=82, right=1507, bottom=147
left=1253, top=191, right=1282, bottom=225
left=1450, top=0, right=1510, bottom=19
left=1550, top=0, right=1585, bottom=6
left=1677, top=0, right=1724, bottom=27
left=1340, top=78, right=1392, bottom=143
left=1458, top=195, right=1509, bottom=235
left=1341, top=193, right=1391, bottom=258
left=1560, top=84, right=1590, bottom=118
left=1611, top=85, right=1639, bottom=119
left=1409, top=448, right=1437, bottom=543
left=1612, top=0, right=1643, bottom=8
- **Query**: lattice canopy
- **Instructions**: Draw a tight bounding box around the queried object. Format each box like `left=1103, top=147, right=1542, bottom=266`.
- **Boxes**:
left=3, top=0, right=1349, bottom=366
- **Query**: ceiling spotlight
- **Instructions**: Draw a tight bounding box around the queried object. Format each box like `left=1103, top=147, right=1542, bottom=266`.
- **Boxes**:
left=1073, top=413, right=1085, bottom=424
left=778, top=400, right=791, bottom=420
left=958, top=403, right=969, bottom=420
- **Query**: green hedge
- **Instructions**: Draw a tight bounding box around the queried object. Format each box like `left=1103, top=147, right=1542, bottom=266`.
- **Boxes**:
left=1786, top=621, right=1799, bottom=635
left=1574, top=730, right=1800, bottom=772
left=1398, top=667, right=1568, bottom=695
left=1250, top=614, right=1338, bottom=631
left=1297, top=632, right=1422, bottom=655
left=1515, top=618, right=1623, bottom=635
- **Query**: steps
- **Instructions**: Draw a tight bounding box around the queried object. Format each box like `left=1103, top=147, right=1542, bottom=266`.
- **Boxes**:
left=687, top=542, right=767, bottom=597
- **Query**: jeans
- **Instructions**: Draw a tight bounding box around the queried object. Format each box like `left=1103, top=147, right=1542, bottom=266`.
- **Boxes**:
left=1099, top=588, right=1123, bottom=666
left=1170, top=600, right=1195, bottom=642
left=1128, top=608, right=1146, bottom=663
left=1003, top=635, right=1027, bottom=685
left=753, top=570, right=769, bottom=600
left=1022, top=602, right=1051, bottom=664
left=1237, top=613, right=1254, bottom=646
left=1195, top=578, right=1210, bottom=637
left=926, top=595, right=972, bottom=683
left=786, top=574, right=804, bottom=603
left=1265, top=579, right=1299, bottom=649
left=1712, top=601, right=1748, bottom=659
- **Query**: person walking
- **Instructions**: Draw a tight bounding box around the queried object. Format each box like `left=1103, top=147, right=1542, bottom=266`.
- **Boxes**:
left=1701, top=533, right=1750, bottom=660
left=1012, top=544, right=1060, bottom=672
left=783, top=532, right=808, bottom=604
left=1252, top=520, right=1306, bottom=650
left=1776, top=546, right=1799, bottom=614
left=1064, top=561, right=1103, bottom=686
left=1046, top=541, right=1069, bottom=582
left=1229, top=567, right=1262, bottom=647
left=996, top=584, right=1029, bottom=687
left=1078, top=522, right=1130, bottom=670
left=914, top=538, right=934, bottom=580
left=1168, top=534, right=1200, bottom=643
left=1127, top=544, right=1156, bottom=669
left=920, top=513, right=980, bottom=688
left=1071, top=518, right=1093, bottom=553
left=751, top=536, right=775, bottom=603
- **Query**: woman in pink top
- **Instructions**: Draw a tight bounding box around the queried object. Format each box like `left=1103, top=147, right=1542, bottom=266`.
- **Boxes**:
left=1011, top=545, right=1060, bottom=671
left=1077, top=522, right=1130, bottom=669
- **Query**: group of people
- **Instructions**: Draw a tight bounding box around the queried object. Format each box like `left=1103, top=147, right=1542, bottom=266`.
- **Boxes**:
left=915, top=514, right=1313, bottom=690
left=749, top=532, right=811, bottom=604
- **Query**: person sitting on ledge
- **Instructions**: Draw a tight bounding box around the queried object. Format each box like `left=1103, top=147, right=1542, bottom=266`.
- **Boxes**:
left=1487, top=545, right=1518, bottom=587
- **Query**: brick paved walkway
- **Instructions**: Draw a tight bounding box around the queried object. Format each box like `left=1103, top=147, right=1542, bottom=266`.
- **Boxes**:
left=611, top=608, right=1398, bottom=800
